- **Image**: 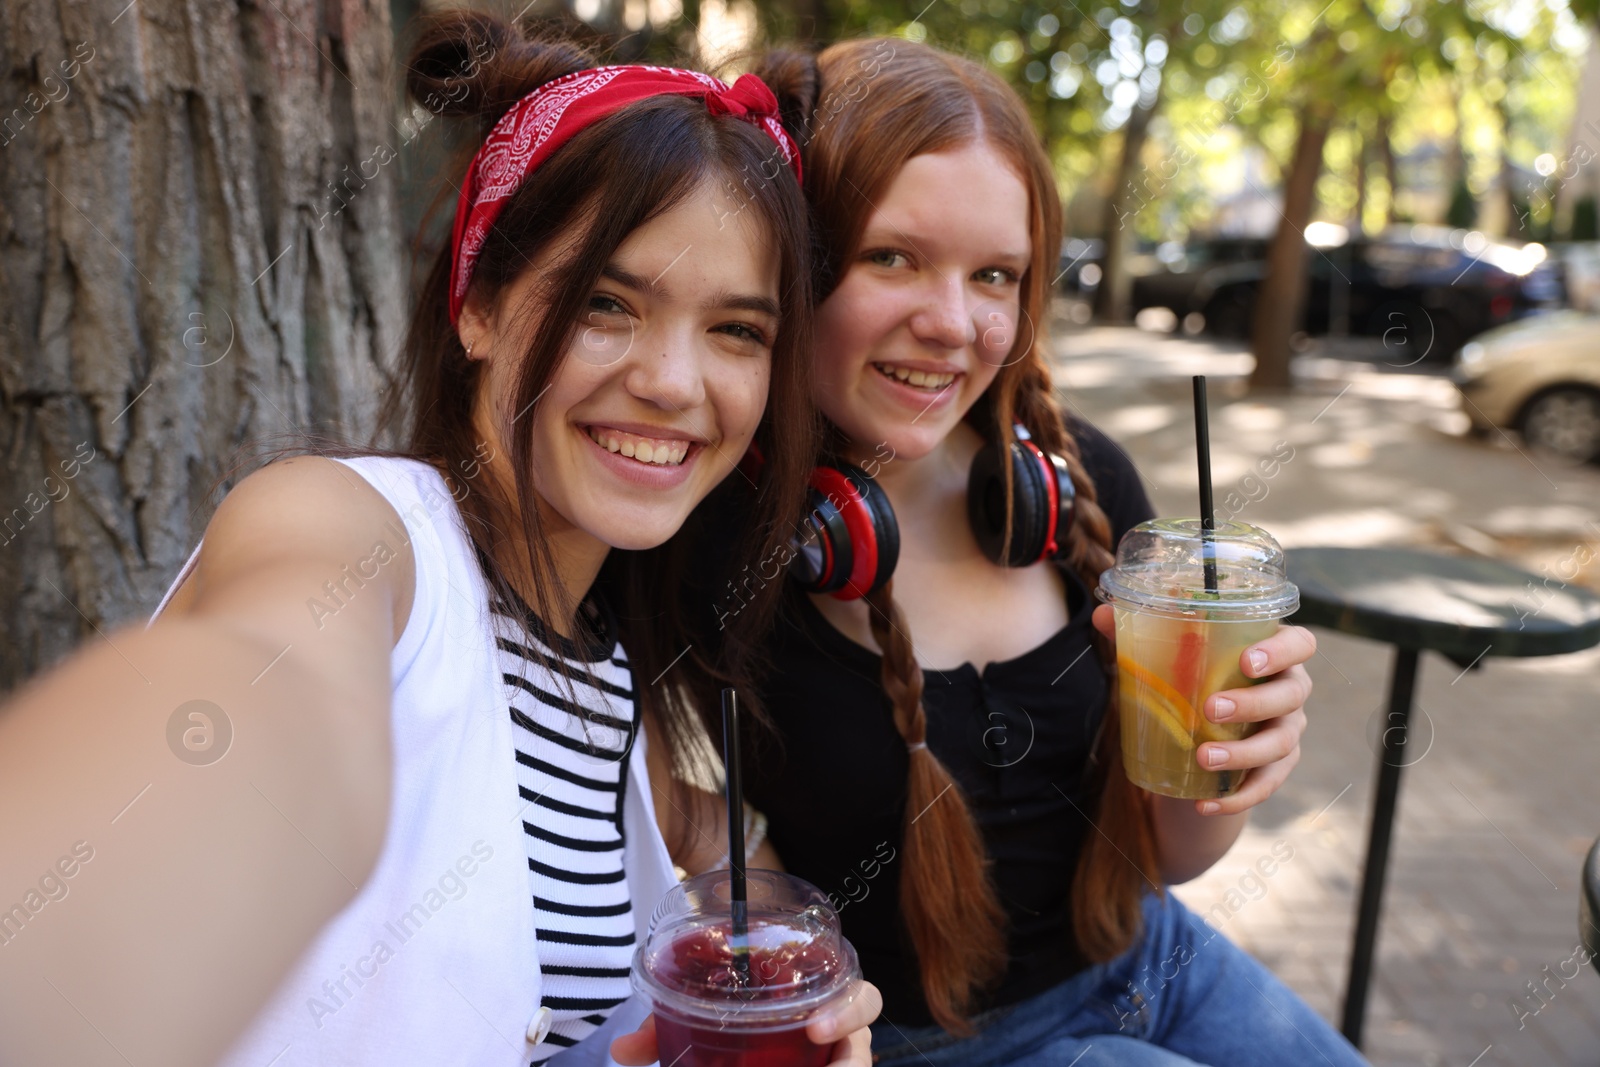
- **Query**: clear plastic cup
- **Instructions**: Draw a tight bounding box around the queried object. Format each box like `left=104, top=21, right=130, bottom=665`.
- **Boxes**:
left=632, top=869, right=861, bottom=1067
left=1098, top=518, right=1300, bottom=800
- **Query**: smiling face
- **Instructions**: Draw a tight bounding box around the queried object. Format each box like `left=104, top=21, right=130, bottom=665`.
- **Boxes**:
left=813, top=143, right=1033, bottom=464
left=464, top=179, right=779, bottom=553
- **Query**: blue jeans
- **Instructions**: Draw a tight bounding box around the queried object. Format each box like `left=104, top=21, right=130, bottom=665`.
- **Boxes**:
left=870, top=891, right=1368, bottom=1066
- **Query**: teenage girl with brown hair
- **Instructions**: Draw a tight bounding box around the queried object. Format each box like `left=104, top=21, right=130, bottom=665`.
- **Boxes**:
left=704, top=38, right=1370, bottom=1065
left=0, top=12, right=880, bottom=1066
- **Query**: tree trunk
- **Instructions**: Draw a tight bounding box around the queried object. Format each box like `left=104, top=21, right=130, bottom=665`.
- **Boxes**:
left=1378, top=113, right=1398, bottom=228
left=1352, top=128, right=1367, bottom=236
left=1093, top=92, right=1161, bottom=324
left=797, top=0, right=830, bottom=43
left=0, top=0, right=405, bottom=691
left=1447, top=80, right=1468, bottom=195
left=1249, top=102, right=1332, bottom=391
left=1498, top=99, right=1522, bottom=236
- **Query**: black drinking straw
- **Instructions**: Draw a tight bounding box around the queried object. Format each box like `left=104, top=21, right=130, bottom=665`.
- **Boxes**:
left=1192, top=376, right=1219, bottom=594
left=721, top=688, right=752, bottom=984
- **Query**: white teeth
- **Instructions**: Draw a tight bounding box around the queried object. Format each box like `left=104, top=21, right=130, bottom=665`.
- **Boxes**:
left=585, top=427, right=690, bottom=467
left=876, top=363, right=955, bottom=390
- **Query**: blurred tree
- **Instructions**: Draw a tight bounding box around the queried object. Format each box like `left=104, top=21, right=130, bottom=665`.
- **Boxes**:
left=1447, top=176, right=1480, bottom=226
left=426, top=0, right=1583, bottom=396
left=0, top=0, right=405, bottom=689
left=1351, top=127, right=1368, bottom=234
left=1073, top=0, right=1334, bottom=324
left=1244, top=0, right=1548, bottom=389
left=1573, top=194, right=1600, bottom=240
left=1250, top=99, right=1334, bottom=389
left=1245, top=6, right=1348, bottom=390
left=1376, top=112, right=1398, bottom=227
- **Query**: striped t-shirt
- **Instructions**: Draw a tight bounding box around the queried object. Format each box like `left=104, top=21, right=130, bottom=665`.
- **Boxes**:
left=486, top=574, right=640, bottom=1064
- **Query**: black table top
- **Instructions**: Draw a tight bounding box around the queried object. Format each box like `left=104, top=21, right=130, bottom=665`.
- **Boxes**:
left=1286, top=546, right=1600, bottom=660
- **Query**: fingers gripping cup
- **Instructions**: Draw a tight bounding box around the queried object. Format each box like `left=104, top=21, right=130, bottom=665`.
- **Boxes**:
left=633, top=869, right=862, bottom=1067
left=1098, top=518, right=1300, bottom=800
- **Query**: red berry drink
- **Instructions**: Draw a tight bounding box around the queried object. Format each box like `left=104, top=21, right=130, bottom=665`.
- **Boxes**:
left=634, top=871, right=862, bottom=1067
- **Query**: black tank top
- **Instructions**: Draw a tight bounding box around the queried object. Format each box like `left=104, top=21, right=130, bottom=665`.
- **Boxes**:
left=740, top=418, right=1156, bottom=1027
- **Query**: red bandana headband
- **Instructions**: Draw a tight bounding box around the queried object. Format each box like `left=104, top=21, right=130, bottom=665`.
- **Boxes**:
left=449, top=65, right=802, bottom=324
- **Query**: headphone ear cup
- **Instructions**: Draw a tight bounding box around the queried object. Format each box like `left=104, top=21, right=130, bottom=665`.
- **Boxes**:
left=788, top=484, right=853, bottom=594
left=792, top=464, right=898, bottom=599
left=1047, top=450, right=1076, bottom=549
left=1005, top=442, right=1051, bottom=565
left=967, top=439, right=1050, bottom=566
left=966, top=439, right=1009, bottom=564
left=842, top=465, right=899, bottom=594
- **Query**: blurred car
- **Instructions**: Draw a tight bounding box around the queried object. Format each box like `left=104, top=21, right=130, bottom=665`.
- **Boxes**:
left=1131, top=225, right=1566, bottom=363
left=1056, top=237, right=1104, bottom=296
left=1127, top=237, right=1269, bottom=321
left=1452, top=310, right=1600, bottom=462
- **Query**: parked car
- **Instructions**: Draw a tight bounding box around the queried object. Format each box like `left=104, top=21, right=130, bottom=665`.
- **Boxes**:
left=1452, top=310, right=1600, bottom=462
left=1056, top=237, right=1105, bottom=296
left=1131, top=226, right=1566, bottom=363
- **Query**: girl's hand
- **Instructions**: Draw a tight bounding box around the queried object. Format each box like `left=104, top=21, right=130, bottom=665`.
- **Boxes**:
left=610, top=980, right=884, bottom=1066
left=1091, top=605, right=1316, bottom=816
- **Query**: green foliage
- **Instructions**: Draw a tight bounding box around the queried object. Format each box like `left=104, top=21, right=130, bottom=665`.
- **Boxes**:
left=583, top=0, right=1584, bottom=243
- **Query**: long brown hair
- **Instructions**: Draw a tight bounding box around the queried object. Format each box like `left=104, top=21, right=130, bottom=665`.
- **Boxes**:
left=263, top=10, right=817, bottom=798
left=754, top=38, right=1159, bottom=1033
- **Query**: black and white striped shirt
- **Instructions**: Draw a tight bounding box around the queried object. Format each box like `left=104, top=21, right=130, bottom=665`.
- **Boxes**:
left=487, top=579, right=640, bottom=1065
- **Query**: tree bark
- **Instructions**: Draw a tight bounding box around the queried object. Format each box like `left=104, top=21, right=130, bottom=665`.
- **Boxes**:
left=1352, top=127, right=1367, bottom=236
left=1249, top=102, right=1332, bottom=391
left=794, top=0, right=830, bottom=43
left=1497, top=99, right=1522, bottom=236
left=1093, top=91, right=1161, bottom=324
left=1377, top=112, right=1398, bottom=228
left=1448, top=79, right=1468, bottom=192
left=0, top=0, right=405, bottom=691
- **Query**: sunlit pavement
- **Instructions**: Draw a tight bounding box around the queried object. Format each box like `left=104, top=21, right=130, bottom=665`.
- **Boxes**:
left=1052, top=318, right=1600, bottom=1066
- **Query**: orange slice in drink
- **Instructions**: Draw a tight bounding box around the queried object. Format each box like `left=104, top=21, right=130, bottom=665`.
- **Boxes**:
left=1118, top=656, right=1200, bottom=751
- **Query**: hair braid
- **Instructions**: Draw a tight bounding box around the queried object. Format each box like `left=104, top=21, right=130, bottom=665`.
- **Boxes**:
left=862, top=582, right=1007, bottom=1036
left=1014, top=363, right=1162, bottom=960
left=756, top=31, right=1163, bottom=1021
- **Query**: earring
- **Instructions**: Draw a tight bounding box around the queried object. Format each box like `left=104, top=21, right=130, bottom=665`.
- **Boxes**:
left=465, top=339, right=475, bottom=359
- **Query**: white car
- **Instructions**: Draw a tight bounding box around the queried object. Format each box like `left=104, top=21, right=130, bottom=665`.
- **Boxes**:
left=1453, top=310, right=1600, bottom=462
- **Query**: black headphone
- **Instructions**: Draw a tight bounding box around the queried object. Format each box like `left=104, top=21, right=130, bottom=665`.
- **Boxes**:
left=784, top=423, right=1076, bottom=601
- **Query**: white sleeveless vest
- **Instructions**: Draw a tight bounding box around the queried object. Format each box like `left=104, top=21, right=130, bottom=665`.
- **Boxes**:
left=147, top=455, right=675, bottom=1066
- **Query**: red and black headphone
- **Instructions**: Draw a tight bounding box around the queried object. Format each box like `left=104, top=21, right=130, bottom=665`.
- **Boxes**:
left=781, top=423, right=1076, bottom=600
left=790, top=464, right=901, bottom=600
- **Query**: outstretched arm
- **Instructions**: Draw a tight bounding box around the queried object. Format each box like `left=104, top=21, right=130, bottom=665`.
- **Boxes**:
left=0, top=457, right=405, bottom=1067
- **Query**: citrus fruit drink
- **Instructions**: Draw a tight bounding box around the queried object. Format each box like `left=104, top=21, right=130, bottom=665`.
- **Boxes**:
left=1113, top=609, right=1279, bottom=798
left=634, top=869, right=862, bottom=1067
left=1098, top=518, right=1299, bottom=800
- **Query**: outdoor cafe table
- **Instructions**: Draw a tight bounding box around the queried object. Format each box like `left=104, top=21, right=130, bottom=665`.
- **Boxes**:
left=1285, top=546, right=1600, bottom=1049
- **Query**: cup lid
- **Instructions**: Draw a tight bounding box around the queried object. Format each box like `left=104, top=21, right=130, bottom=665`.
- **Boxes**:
left=1097, top=518, right=1299, bottom=620
left=631, top=869, right=861, bottom=1028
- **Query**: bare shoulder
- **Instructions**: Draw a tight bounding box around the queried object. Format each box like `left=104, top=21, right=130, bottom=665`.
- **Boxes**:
left=160, top=455, right=416, bottom=650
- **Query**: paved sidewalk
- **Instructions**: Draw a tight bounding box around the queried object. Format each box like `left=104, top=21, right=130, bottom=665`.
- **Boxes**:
left=1051, top=321, right=1600, bottom=1067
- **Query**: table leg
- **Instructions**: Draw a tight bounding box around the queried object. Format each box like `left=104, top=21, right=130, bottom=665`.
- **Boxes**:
left=1340, top=645, right=1419, bottom=1048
